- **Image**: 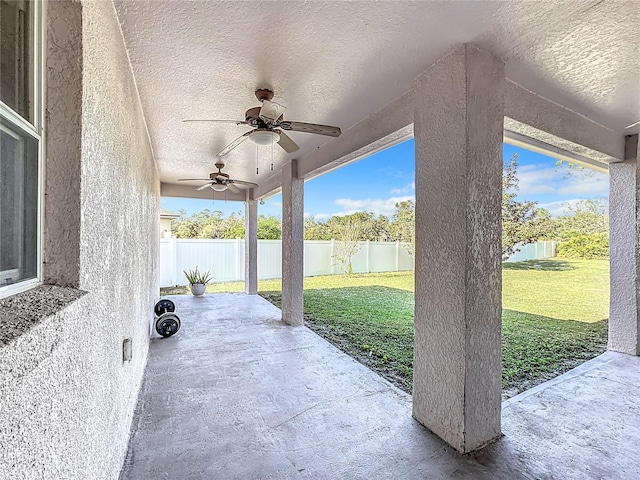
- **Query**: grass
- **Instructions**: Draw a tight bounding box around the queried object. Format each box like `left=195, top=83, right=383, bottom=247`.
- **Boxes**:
left=161, top=260, right=609, bottom=397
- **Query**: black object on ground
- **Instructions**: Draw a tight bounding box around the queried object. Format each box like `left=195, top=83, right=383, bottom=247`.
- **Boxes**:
left=154, top=299, right=181, bottom=337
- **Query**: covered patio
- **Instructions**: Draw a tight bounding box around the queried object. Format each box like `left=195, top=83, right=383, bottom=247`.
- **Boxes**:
left=120, top=294, right=640, bottom=479
left=2, top=1, right=639, bottom=478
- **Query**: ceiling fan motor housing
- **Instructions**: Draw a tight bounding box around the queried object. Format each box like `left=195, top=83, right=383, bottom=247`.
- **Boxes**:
left=255, top=89, right=274, bottom=102
left=245, top=107, right=262, bottom=123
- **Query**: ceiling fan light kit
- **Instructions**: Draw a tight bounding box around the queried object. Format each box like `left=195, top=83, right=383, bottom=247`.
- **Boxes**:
left=211, top=183, right=227, bottom=192
left=251, top=129, right=280, bottom=146
left=183, top=88, right=342, bottom=158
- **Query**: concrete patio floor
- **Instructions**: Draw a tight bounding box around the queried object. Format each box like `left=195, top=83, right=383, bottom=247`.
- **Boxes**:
left=120, top=293, right=640, bottom=480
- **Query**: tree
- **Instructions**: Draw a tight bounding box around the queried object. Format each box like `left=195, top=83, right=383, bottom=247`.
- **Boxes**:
left=545, top=198, right=608, bottom=241
left=257, top=215, right=282, bottom=239
left=502, top=154, right=552, bottom=259
left=172, top=209, right=228, bottom=238
left=390, top=200, right=415, bottom=256
left=331, top=216, right=363, bottom=275
left=304, top=216, right=331, bottom=240
left=223, top=212, right=245, bottom=238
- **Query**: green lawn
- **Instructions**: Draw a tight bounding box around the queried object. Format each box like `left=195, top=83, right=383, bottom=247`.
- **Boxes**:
left=162, top=259, right=609, bottom=397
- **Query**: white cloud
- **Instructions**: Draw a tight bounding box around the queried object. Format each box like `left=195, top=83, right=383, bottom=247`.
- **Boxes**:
left=332, top=195, right=414, bottom=217
left=513, top=165, right=561, bottom=196
left=557, top=175, right=608, bottom=196
left=537, top=197, right=610, bottom=217
left=512, top=163, right=608, bottom=198
left=305, top=211, right=331, bottom=220
left=270, top=201, right=282, bottom=208
left=537, top=199, right=583, bottom=217
left=390, top=181, right=415, bottom=195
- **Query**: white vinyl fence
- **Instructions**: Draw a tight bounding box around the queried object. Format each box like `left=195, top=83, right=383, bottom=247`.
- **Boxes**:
left=159, top=238, right=557, bottom=287
left=160, top=238, right=413, bottom=287
left=503, top=241, right=557, bottom=263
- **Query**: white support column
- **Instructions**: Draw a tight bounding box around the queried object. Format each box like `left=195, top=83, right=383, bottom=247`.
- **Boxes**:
left=413, top=44, right=504, bottom=453
left=609, top=134, right=640, bottom=355
left=244, top=191, right=258, bottom=295
left=281, top=160, right=304, bottom=326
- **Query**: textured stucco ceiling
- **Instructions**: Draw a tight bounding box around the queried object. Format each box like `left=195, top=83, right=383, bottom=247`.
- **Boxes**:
left=113, top=0, right=640, bottom=193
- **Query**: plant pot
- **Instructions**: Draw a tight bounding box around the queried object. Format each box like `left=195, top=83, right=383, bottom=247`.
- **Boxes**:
left=190, top=283, right=206, bottom=297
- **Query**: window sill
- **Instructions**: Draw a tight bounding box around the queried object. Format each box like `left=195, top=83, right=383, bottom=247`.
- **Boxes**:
left=0, top=284, right=86, bottom=347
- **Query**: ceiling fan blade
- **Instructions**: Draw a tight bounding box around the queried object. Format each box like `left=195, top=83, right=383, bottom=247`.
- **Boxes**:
left=217, top=131, right=253, bottom=157
left=196, top=183, right=213, bottom=191
left=274, top=129, right=300, bottom=153
left=626, top=120, right=640, bottom=129
left=259, top=100, right=286, bottom=124
left=226, top=182, right=241, bottom=194
left=279, top=121, right=341, bottom=137
left=230, top=179, right=259, bottom=188
left=182, top=119, right=249, bottom=125
left=178, top=178, right=213, bottom=181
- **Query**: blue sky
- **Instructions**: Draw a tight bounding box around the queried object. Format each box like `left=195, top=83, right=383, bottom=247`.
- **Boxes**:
left=160, top=139, right=609, bottom=219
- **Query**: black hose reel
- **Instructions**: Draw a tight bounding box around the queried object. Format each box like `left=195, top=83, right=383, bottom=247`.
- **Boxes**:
left=154, top=299, right=181, bottom=337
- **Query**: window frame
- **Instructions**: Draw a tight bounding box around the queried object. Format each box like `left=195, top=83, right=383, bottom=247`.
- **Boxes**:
left=0, top=0, right=44, bottom=298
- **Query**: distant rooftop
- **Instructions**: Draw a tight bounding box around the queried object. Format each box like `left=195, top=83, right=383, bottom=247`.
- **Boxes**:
left=160, top=208, right=179, bottom=219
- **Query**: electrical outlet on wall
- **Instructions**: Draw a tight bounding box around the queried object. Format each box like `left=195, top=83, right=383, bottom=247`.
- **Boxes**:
left=123, top=338, right=132, bottom=362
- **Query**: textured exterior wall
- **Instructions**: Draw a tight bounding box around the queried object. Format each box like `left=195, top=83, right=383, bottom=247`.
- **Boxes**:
left=609, top=153, right=640, bottom=355
left=44, top=0, right=83, bottom=286
left=413, top=45, right=503, bottom=453
left=0, top=0, right=159, bottom=478
left=281, top=160, right=304, bottom=325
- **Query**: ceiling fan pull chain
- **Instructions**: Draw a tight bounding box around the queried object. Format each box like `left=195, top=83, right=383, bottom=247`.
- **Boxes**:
left=256, top=143, right=259, bottom=175
left=271, top=142, right=274, bottom=171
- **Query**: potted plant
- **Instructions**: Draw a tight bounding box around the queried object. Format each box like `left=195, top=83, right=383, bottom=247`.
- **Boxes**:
left=183, top=266, right=213, bottom=297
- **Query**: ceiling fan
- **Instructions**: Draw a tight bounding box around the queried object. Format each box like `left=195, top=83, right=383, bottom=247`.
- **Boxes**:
left=178, top=162, right=258, bottom=193
left=183, top=89, right=342, bottom=157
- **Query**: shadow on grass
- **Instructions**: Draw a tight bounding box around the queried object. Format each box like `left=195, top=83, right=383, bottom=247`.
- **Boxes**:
left=502, top=309, right=608, bottom=396
left=502, top=259, right=576, bottom=271
left=262, top=288, right=609, bottom=398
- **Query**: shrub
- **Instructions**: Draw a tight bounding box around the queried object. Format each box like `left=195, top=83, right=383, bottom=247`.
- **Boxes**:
left=556, top=233, right=609, bottom=259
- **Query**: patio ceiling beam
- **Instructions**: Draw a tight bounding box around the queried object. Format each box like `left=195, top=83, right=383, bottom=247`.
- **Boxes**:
left=503, top=130, right=608, bottom=174
left=504, top=80, right=625, bottom=165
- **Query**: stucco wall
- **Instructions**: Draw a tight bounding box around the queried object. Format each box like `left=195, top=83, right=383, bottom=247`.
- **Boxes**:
left=413, top=45, right=503, bottom=453
left=0, top=0, right=159, bottom=478
left=609, top=157, right=639, bottom=355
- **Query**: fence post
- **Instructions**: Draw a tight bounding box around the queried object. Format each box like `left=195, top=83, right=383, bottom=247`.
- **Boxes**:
left=330, top=238, right=336, bottom=275
left=395, top=240, right=400, bottom=271
left=170, top=237, right=178, bottom=286
left=235, top=237, right=242, bottom=281
left=366, top=240, right=371, bottom=273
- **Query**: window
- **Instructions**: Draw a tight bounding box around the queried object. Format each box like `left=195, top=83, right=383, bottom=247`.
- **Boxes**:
left=1, top=0, right=32, bottom=122
left=0, top=0, right=41, bottom=295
